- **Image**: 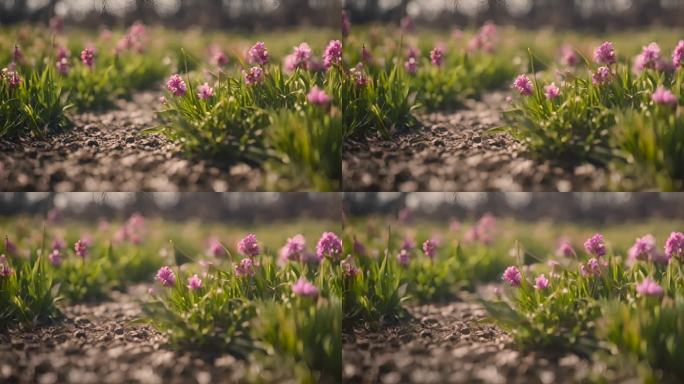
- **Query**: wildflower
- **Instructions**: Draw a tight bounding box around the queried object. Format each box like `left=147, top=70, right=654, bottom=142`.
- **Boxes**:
left=56, top=46, right=70, bottom=61
left=323, top=40, right=343, bottom=68
left=49, top=249, right=62, bottom=267
left=672, top=40, right=684, bottom=68
left=512, top=75, right=533, bottom=96
left=593, top=41, right=616, bottom=65
left=548, top=260, right=561, bottom=279
left=430, top=47, right=444, bottom=67
left=591, top=66, right=612, bottom=85
left=74, top=240, right=89, bottom=259
left=502, top=266, right=522, bottom=287
left=341, top=10, right=351, bottom=38
left=292, top=277, right=319, bottom=298
left=242, top=66, right=264, bottom=86
left=544, top=83, right=561, bottom=100
left=56, top=57, right=70, bottom=75
left=316, top=232, right=343, bottom=260
left=52, top=238, right=66, bottom=251
left=580, top=257, right=604, bottom=277
left=560, top=45, right=578, bottom=67
left=206, top=237, right=225, bottom=257
left=651, top=86, right=677, bottom=107
left=49, top=16, right=64, bottom=33
left=534, top=274, right=549, bottom=290
left=635, top=277, right=664, bottom=298
left=197, top=82, right=214, bottom=100
left=665, top=232, right=684, bottom=260
left=187, top=274, right=202, bottom=290
left=281, top=234, right=306, bottom=261
left=353, top=237, right=366, bottom=257
left=350, top=63, right=368, bottom=87
left=156, top=266, right=176, bottom=287
left=584, top=233, right=606, bottom=257
left=340, top=255, right=360, bottom=278
left=407, top=46, right=420, bottom=59
left=405, top=56, right=418, bottom=75
left=248, top=41, right=268, bottom=66
left=422, top=239, right=438, bottom=259
left=80, top=47, right=95, bottom=68
left=556, top=239, right=576, bottom=258
left=642, top=42, right=661, bottom=64
left=400, top=16, right=414, bottom=32
left=2, top=69, right=21, bottom=89
left=628, top=234, right=656, bottom=263
left=4, top=237, right=17, bottom=255
left=237, top=233, right=260, bottom=257
left=0, top=255, right=12, bottom=277
left=209, top=45, right=228, bottom=67
left=361, top=45, right=373, bottom=63
left=397, top=249, right=410, bottom=267
left=166, top=74, right=187, bottom=97
left=307, top=86, right=331, bottom=106
left=293, top=42, right=312, bottom=68
left=401, top=238, right=415, bottom=251
left=234, top=257, right=256, bottom=278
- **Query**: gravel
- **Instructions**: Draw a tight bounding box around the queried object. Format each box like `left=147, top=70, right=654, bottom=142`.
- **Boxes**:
left=342, top=92, right=608, bottom=191
left=0, top=92, right=262, bottom=191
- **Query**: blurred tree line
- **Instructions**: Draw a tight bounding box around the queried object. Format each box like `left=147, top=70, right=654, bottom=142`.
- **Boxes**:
left=0, top=0, right=340, bottom=29
left=344, top=0, right=684, bottom=30
left=344, top=193, right=684, bottom=223
left=0, top=193, right=341, bottom=223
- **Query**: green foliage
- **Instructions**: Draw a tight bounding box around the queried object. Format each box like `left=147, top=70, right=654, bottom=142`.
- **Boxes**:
left=0, top=65, right=71, bottom=137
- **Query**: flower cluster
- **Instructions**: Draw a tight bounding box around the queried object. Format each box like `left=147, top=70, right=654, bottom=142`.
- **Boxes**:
left=166, top=74, right=187, bottom=97
left=323, top=40, right=342, bottom=68
left=237, top=233, right=260, bottom=257
left=316, top=232, right=342, bottom=260
left=248, top=41, right=269, bottom=66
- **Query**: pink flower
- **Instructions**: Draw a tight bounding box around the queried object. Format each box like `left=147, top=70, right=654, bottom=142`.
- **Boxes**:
left=49, top=249, right=62, bottom=267
left=580, top=257, right=605, bottom=277
left=593, top=41, right=616, bottom=65
left=407, top=47, right=420, bottom=59
left=237, top=233, right=260, bottom=257
left=323, top=40, right=343, bottom=68
left=628, top=234, right=656, bottom=263
left=340, top=255, right=360, bottom=278
left=350, top=64, right=368, bottom=87
left=544, top=83, right=561, bottom=100
left=156, top=266, right=176, bottom=287
left=0, top=255, right=12, bottom=277
left=307, top=86, right=331, bottom=106
left=361, top=46, right=373, bottom=63
left=166, top=74, right=187, bottom=97
left=591, top=66, right=612, bottom=85
left=280, top=234, right=306, bottom=262
left=534, top=274, right=549, bottom=290
left=402, top=238, right=415, bottom=251
left=206, top=237, right=225, bottom=257
left=584, top=233, right=606, bottom=257
left=513, top=75, right=533, bottom=96
left=396, top=249, right=410, bottom=267
left=556, top=239, right=576, bottom=258
left=641, top=42, right=661, bottom=64
left=197, top=82, right=214, bottom=100
left=187, top=274, right=202, bottom=290
left=74, top=240, right=89, bottom=259
left=294, top=42, right=312, bottom=64
left=341, top=10, right=351, bottom=38
left=242, top=66, right=264, bottom=86
left=234, top=257, right=256, bottom=278
left=672, top=40, right=684, bottom=68
left=665, top=232, right=684, bottom=260
left=4, top=237, right=17, bottom=255
left=651, top=86, right=677, bottom=106
left=292, top=277, right=318, bottom=298
left=316, top=232, right=343, bottom=260
left=422, top=239, right=438, bottom=259
left=430, top=47, right=444, bottom=67
left=52, top=238, right=66, bottom=251
left=209, top=45, right=228, bottom=67
left=56, top=58, right=70, bottom=75
left=560, top=45, right=578, bottom=67
left=400, top=16, right=414, bottom=32
left=635, top=277, right=664, bottom=298
left=2, top=68, right=21, bottom=89
left=502, top=266, right=522, bottom=287
left=404, top=57, right=418, bottom=75
left=248, top=41, right=268, bottom=66
left=80, top=47, right=95, bottom=68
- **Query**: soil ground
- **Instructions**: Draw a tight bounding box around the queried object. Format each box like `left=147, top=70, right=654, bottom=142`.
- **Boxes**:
left=342, top=290, right=593, bottom=384
left=342, top=92, right=608, bottom=192
left=0, top=92, right=262, bottom=192
left=0, top=285, right=253, bottom=384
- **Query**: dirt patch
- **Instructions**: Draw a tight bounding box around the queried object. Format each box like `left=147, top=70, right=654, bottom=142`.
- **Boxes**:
left=0, top=285, right=252, bottom=384
left=342, top=92, right=608, bottom=191
left=0, top=92, right=262, bottom=191
left=343, top=298, right=591, bottom=384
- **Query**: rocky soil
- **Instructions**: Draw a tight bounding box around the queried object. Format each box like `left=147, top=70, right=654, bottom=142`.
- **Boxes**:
left=342, top=92, right=609, bottom=191
left=343, top=297, right=592, bottom=384
left=0, top=92, right=262, bottom=191
left=0, top=285, right=253, bottom=384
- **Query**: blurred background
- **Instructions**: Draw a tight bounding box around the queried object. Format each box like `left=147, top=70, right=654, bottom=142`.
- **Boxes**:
left=0, top=0, right=339, bottom=29
left=0, top=192, right=341, bottom=222
left=343, top=0, right=684, bottom=30
left=344, top=192, right=684, bottom=223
